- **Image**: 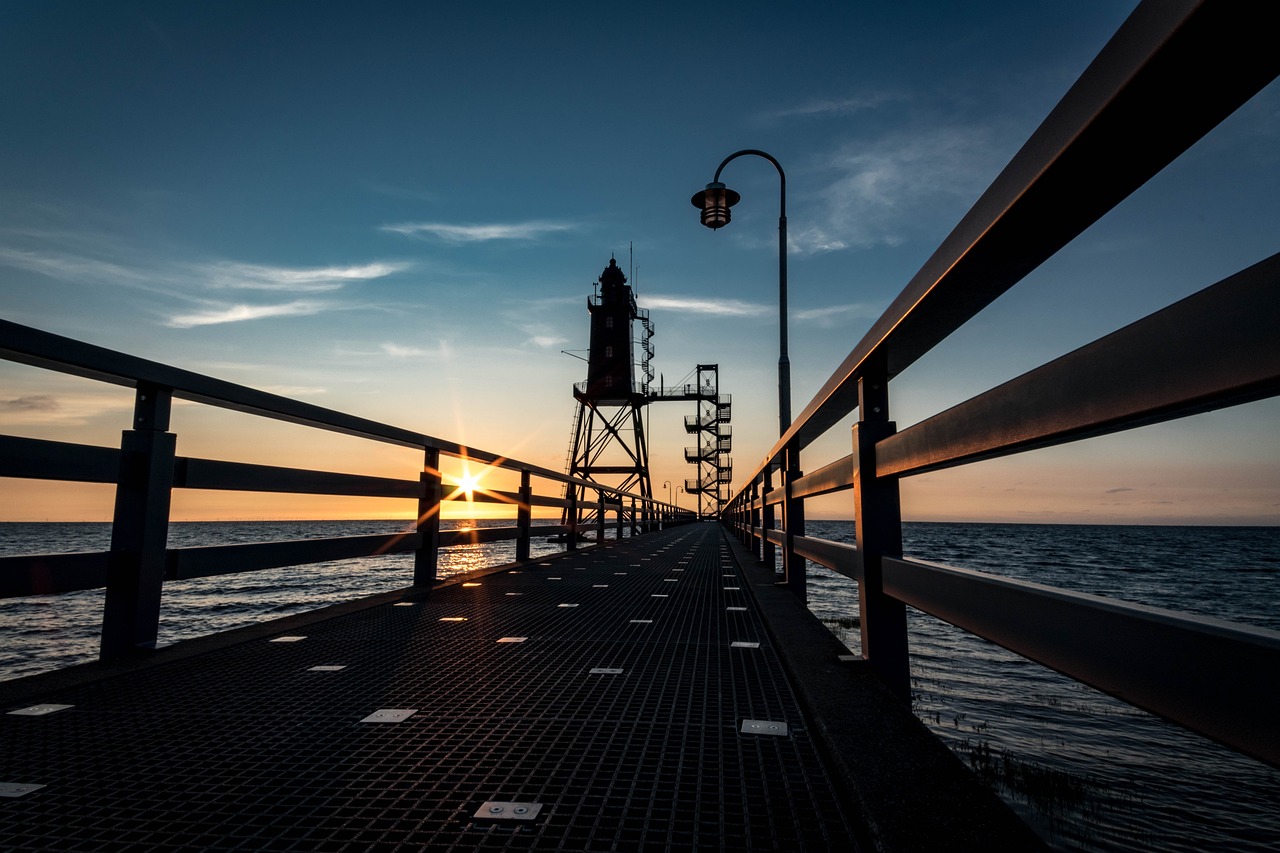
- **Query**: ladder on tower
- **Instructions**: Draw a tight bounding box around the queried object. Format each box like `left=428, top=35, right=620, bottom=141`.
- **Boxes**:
left=560, top=393, right=585, bottom=499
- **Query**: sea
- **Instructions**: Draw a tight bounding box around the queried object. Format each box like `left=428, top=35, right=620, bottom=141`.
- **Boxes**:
left=1, top=519, right=1277, bottom=852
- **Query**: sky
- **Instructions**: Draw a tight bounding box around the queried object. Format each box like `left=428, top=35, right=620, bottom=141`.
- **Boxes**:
left=1, top=1, right=1277, bottom=525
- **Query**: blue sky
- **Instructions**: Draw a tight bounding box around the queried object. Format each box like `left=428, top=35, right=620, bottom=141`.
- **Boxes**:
left=2, top=1, right=1277, bottom=523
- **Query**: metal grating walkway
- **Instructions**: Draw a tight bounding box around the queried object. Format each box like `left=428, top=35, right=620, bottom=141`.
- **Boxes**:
left=1, top=523, right=861, bottom=851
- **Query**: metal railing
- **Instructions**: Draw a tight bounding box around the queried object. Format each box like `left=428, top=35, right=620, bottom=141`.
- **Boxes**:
left=0, top=319, right=693, bottom=662
left=722, top=0, right=1279, bottom=768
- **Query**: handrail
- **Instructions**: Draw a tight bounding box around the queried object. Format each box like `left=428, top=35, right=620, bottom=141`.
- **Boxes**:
left=741, top=0, right=1280, bottom=486
left=0, top=319, right=695, bottom=657
left=722, top=0, right=1280, bottom=769
left=874, top=255, right=1280, bottom=476
left=0, top=320, right=674, bottom=505
left=882, top=557, right=1280, bottom=765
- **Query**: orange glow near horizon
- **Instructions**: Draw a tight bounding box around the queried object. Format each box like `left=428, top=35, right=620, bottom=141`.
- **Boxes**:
left=439, top=456, right=522, bottom=520
left=0, top=450, right=555, bottom=522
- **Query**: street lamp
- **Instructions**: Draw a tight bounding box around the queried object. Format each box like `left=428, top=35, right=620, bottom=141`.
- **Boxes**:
left=663, top=480, right=673, bottom=506
left=691, top=149, right=790, bottom=437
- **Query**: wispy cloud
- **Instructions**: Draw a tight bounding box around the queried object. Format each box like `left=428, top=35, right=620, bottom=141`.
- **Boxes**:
left=757, top=91, right=902, bottom=124
left=790, top=123, right=1005, bottom=255
left=381, top=342, right=429, bottom=357
left=497, top=311, right=573, bottom=351
left=794, top=303, right=879, bottom=327
left=0, top=391, right=133, bottom=427
left=167, top=300, right=327, bottom=328
left=639, top=295, right=770, bottom=317
left=203, top=261, right=409, bottom=291
left=381, top=221, right=575, bottom=242
left=2, top=395, right=59, bottom=412
left=260, top=385, right=328, bottom=398
left=380, top=341, right=454, bottom=360
left=0, top=247, right=155, bottom=286
left=0, top=230, right=410, bottom=335
left=0, top=243, right=407, bottom=304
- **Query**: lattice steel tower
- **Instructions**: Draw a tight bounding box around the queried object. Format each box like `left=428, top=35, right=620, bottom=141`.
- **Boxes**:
left=563, top=258, right=654, bottom=532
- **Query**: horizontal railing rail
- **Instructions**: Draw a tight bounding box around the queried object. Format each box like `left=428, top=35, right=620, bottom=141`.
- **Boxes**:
left=722, top=0, right=1280, bottom=769
left=874, top=256, right=1280, bottom=478
left=881, top=557, right=1280, bottom=764
left=0, top=434, right=120, bottom=483
left=0, top=552, right=110, bottom=597
left=169, top=534, right=421, bottom=582
left=1, top=320, right=693, bottom=660
left=1, top=319, right=457, bottom=454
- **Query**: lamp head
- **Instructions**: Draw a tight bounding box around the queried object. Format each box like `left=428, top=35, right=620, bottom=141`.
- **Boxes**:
left=691, top=181, right=741, bottom=229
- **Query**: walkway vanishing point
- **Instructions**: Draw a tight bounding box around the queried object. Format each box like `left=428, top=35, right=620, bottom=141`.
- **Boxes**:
left=0, top=524, right=1041, bottom=852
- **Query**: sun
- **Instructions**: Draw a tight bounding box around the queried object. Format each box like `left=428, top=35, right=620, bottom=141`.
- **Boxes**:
left=457, top=471, right=481, bottom=497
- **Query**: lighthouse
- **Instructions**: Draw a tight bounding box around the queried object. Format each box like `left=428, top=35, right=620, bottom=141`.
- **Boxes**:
left=564, top=258, right=655, bottom=535
left=562, top=255, right=732, bottom=528
left=583, top=258, right=639, bottom=403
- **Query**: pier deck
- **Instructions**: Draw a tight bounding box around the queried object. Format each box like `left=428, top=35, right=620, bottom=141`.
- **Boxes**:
left=1, top=523, right=1038, bottom=852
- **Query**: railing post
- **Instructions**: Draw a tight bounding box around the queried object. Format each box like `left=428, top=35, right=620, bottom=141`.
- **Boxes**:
left=782, top=440, right=806, bottom=601
left=761, top=463, right=776, bottom=572
left=617, top=494, right=625, bottom=540
left=415, top=447, right=441, bottom=587
left=566, top=486, right=578, bottom=551
left=630, top=497, right=638, bottom=537
left=751, top=479, right=763, bottom=560
left=516, top=470, right=532, bottom=562
left=853, top=373, right=910, bottom=700
left=100, top=383, right=176, bottom=661
left=597, top=493, right=606, bottom=543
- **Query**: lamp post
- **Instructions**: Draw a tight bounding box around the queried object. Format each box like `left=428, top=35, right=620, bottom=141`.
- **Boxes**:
left=691, top=149, right=790, bottom=436
left=663, top=479, right=673, bottom=506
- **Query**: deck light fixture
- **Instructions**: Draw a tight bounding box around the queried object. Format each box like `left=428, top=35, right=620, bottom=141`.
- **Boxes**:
left=690, top=149, right=791, bottom=436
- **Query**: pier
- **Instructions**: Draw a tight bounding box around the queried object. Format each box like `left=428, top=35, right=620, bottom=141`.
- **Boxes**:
left=0, top=523, right=1039, bottom=851
left=3, top=3, right=1280, bottom=850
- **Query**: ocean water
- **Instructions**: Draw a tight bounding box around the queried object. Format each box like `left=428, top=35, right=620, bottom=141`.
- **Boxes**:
left=0, top=519, right=568, bottom=680
left=1, top=519, right=1277, bottom=851
left=803, top=521, right=1280, bottom=853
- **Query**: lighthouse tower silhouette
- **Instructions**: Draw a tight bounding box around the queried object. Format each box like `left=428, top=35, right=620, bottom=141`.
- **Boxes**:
left=584, top=258, right=638, bottom=403
left=564, top=257, right=654, bottom=535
